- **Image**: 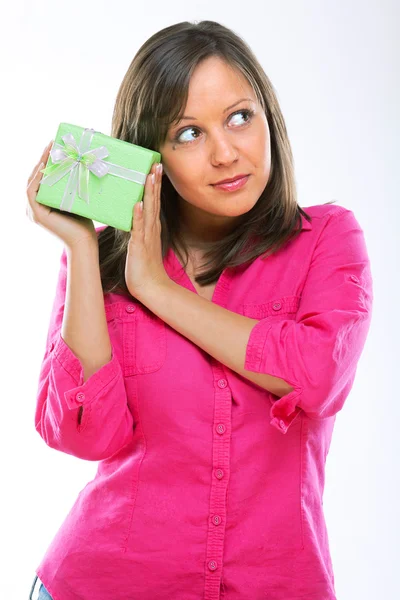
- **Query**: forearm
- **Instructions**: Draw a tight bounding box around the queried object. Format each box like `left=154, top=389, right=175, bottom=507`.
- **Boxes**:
left=63, top=241, right=112, bottom=383
left=138, top=280, right=294, bottom=398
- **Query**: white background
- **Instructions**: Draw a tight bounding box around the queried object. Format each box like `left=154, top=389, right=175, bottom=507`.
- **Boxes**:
left=1, top=1, right=398, bottom=598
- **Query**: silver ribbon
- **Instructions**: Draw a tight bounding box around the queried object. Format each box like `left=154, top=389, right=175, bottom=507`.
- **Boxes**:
left=39, top=128, right=147, bottom=212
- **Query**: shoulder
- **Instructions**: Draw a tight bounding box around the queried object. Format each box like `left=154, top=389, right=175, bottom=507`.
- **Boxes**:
left=300, top=202, right=364, bottom=235
left=301, top=202, right=349, bottom=222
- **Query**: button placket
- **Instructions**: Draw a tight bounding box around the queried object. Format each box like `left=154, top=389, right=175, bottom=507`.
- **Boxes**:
left=208, top=560, right=218, bottom=571
left=211, top=515, right=222, bottom=525
left=214, top=468, right=224, bottom=479
left=204, top=370, right=232, bottom=597
left=198, top=275, right=234, bottom=599
left=123, top=308, right=136, bottom=376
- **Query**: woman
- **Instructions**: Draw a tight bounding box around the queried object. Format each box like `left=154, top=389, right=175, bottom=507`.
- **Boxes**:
left=26, top=20, right=373, bottom=600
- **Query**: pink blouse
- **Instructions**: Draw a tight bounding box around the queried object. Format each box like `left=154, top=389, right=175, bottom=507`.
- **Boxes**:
left=33, top=203, right=373, bottom=600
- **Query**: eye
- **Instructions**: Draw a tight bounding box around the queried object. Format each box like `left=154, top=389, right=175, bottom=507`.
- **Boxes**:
left=173, top=108, right=255, bottom=145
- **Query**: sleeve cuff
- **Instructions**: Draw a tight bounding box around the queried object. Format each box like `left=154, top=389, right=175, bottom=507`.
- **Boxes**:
left=245, top=318, right=303, bottom=434
left=244, top=318, right=272, bottom=373
left=52, top=332, right=123, bottom=410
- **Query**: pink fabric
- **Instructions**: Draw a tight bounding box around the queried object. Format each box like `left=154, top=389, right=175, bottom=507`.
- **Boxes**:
left=34, top=203, right=373, bottom=600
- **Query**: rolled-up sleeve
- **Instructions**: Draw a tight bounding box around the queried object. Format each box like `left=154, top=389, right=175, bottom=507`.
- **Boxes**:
left=34, top=246, right=134, bottom=461
left=244, top=207, right=373, bottom=434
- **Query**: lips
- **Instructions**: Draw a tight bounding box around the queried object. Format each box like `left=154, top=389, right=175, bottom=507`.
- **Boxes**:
left=211, top=175, right=250, bottom=192
left=212, top=174, right=249, bottom=185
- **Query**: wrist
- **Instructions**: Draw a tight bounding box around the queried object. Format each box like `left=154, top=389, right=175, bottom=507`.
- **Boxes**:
left=133, top=276, right=173, bottom=306
left=65, top=235, right=99, bottom=255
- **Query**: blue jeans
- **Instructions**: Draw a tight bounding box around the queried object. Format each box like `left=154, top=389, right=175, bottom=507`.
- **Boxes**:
left=29, top=575, right=54, bottom=600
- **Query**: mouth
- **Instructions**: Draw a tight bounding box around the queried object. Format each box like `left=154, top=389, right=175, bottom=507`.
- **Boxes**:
left=211, top=175, right=250, bottom=192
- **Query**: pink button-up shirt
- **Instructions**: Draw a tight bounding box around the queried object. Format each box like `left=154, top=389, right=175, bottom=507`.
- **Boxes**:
left=34, top=203, right=373, bottom=600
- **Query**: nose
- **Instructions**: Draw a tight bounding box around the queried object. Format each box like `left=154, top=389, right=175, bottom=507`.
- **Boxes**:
left=209, top=131, right=239, bottom=166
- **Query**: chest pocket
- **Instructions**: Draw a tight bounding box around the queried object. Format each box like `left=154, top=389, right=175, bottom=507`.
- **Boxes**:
left=105, top=300, right=167, bottom=376
left=241, top=294, right=301, bottom=320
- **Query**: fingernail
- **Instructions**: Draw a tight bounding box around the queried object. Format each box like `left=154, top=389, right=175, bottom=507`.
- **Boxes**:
left=151, top=173, right=155, bottom=184
left=156, top=163, right=163, bottom=175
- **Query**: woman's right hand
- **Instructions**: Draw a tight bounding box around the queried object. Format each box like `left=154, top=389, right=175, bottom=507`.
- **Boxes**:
left=26, top=140, right=98, bottom=249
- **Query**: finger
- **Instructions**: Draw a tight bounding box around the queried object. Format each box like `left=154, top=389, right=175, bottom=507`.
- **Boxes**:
left=28, top=139, right=53, bottom=181
left=155, top=162, right=162, bottom=214
left=143, top=163, right=157, bottom=222
left=150, top=162, right=162, bottom=222
left=26, top=160, right=50, bottom=222
left=27, top=140, right=53, bottom=186
left=131, top=200, right=144, bottom=242
left=27, top=161, right=45, bottom=200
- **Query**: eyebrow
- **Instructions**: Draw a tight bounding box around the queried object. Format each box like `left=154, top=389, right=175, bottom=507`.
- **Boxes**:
left=175, top=98, right=255, bottom=122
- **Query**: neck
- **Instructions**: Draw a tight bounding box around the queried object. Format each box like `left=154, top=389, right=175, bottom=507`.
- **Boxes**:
left=177, top=197, right=240, bottom=249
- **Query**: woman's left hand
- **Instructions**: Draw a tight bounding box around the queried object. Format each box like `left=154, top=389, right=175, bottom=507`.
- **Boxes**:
left=125, top=162, right=170, bottom=300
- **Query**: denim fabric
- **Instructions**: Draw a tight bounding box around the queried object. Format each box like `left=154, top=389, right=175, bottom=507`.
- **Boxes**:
left=29, top=575, right=54, bottom=600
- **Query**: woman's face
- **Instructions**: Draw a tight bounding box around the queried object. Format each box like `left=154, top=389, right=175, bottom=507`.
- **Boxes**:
left=159, top=56, right=271, bottom=243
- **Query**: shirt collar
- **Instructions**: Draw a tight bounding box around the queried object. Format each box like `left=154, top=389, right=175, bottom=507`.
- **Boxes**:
left=300, top=212, right=313, bottom=230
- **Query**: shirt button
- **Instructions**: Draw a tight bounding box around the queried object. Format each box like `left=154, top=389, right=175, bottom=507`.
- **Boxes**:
left=76, top=392, right=85, bottom=403
left=279, top=419, right=286, bottom=429
left=125, top=304, right=136, bottom=313
left=216, top=424, right=225, bottom=434
left=217, top=379, right=227, bottom=388
left=215, top=469, right=224, bottom=479
left=208, top=560, right=218, bottom=571
left=272, top=302, right=282, bottom=311
left=349, top=274, right=359, bottom=283
left=212, top=515, right=222, bottom=525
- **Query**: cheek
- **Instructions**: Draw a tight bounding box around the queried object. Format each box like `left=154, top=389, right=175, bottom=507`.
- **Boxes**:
left=169, top=172, right=197, bottom=194
left=250, top=129, right=270, bottom=161
left=247, top=117, right=270, bottom=157
left=166, top=161, right=205, bottom=193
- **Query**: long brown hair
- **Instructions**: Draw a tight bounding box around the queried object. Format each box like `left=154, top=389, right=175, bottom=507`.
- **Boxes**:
left=98, top=20, right=333, bottom=300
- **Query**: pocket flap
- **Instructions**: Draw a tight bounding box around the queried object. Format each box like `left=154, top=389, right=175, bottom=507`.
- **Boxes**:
left=242, top=295, right=300, bottom=319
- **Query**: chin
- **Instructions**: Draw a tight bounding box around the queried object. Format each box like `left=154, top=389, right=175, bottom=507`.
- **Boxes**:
left=212, top=204, right=254, bottom=218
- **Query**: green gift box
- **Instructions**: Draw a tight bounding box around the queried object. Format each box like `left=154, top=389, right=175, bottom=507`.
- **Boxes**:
left=36, top=122, right=161, bottom=232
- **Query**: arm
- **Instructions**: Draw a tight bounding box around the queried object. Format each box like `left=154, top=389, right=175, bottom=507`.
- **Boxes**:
left=243, top=207, right=373, bottom=431
left=138, top=207, right=373, bottom=433
left=63, top=241, right=112, bottom=382
left=34, top=239, right=134, bottom=460
left=138, top=284, right=294, bottom=398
